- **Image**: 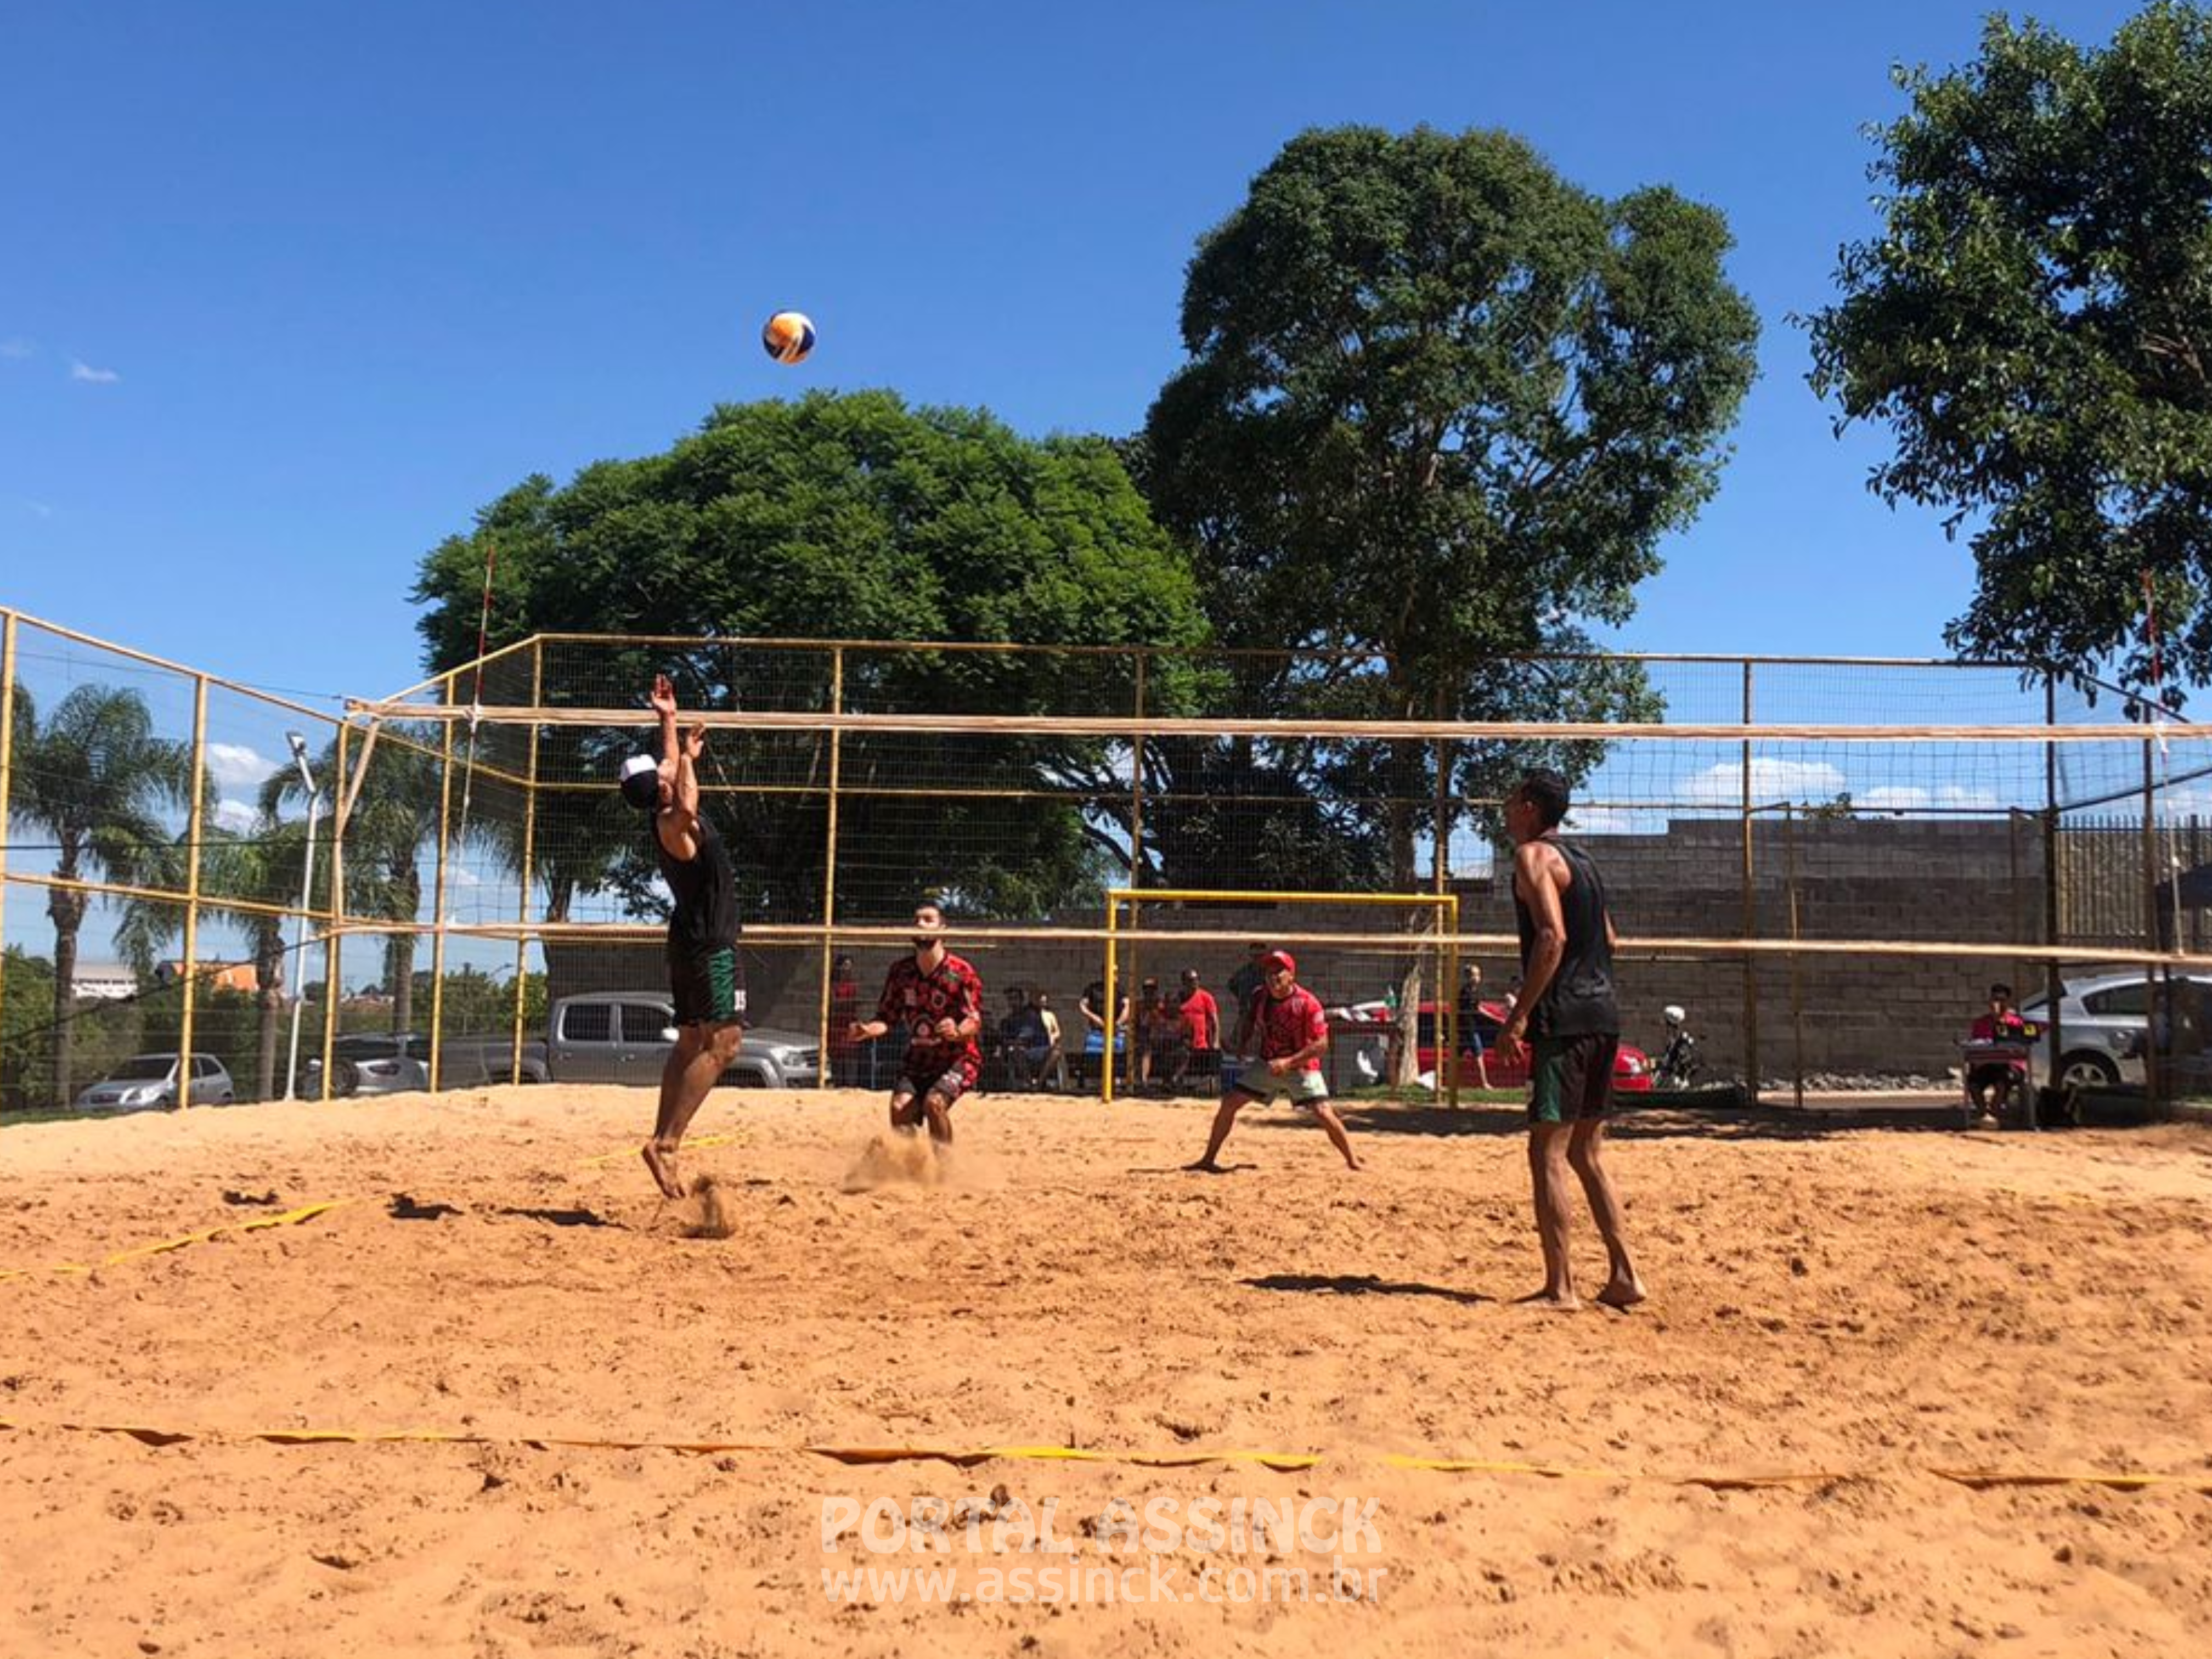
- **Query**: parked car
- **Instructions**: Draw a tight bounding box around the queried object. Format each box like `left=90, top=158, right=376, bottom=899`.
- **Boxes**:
left=2018, top=972, right=2212, bottom=1088
left=302, top=1032, right=550, bottom=1097
left=1329, top=1000, right=1653, bottom=1093
left=546, top=992, right=822, bottom=1088
left=75, top=1052, right=235, bottom=1111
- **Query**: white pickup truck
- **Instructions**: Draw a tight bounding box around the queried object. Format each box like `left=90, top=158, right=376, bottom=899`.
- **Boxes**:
left=545, top=991, right=822, bottom=1088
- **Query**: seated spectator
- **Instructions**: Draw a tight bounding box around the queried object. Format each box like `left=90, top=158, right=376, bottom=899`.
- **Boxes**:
left=1966, top=981, right=2030, bottom=1121
left=995, top=986, right=1052, bottom=1088
left=1135, top=978, right=1181, bottom=1088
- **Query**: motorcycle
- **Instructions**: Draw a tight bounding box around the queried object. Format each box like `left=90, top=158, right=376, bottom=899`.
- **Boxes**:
left=1654, top=1004, right=1700, bottom=1091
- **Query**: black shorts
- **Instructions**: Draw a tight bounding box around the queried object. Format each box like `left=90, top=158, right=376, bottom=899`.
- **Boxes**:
left=893, top=1049, right=981, bottom=1106
left=1529, top=1032, right=1618, bottom=1125
left=669, top=946, right=746, bottom=1028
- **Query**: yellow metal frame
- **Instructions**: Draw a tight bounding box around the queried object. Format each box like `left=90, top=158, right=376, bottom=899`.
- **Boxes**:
left=1103, top=889, right=1460, bottom=1108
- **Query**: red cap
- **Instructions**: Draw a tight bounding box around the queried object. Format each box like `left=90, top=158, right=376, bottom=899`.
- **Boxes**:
left=1261, top=951, right=1295, bottom=977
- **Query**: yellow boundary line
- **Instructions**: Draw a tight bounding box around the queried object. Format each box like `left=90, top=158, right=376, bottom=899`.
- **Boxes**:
left=0, top=1416, right=2204, bottom=1492
left=0, top=1200, right=358, bottom=1281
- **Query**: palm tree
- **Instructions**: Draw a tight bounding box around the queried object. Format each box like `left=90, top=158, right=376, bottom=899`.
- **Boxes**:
left=116, top=815, right=316, bottom=1101
left=6, top=685, right=195, bottom=1106
left=262, top=725, right=472, bottom=1037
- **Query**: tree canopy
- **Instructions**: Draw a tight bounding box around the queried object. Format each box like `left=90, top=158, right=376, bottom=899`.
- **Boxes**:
left=1142, top=124, right=1758, bottom=881
left=414, top=390, right=1210, bottom=918
left=1805, top=3, right=2212, bottom=696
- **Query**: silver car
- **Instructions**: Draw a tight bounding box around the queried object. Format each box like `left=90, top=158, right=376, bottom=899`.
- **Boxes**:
left=302, top=1033, right=432, bottom=1097
left=2019, top=972, right=2212, bottom=1088
left=548, top=992, right=821, bottom=1088
left=75, top=1052, right=235, bottom=1111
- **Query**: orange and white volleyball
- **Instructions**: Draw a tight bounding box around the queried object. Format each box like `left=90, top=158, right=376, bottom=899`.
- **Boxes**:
left=760, top=310, right=816, bottom=364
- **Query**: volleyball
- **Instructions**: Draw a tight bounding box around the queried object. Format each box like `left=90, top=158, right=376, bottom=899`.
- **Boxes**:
left=761, top=311, right=816, bottom=364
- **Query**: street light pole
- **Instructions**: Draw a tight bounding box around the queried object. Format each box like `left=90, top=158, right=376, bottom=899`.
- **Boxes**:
left=283, top=732, right=320, bottom=1101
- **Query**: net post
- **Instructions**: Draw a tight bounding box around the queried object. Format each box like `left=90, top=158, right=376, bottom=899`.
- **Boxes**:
left=510, top=639, right=543, bottom=1084
left=318, top=721, right=348, bottom=1100
left=2039, top=672, right=2060, bottom=1125
left=1103, top=890, right=1119, bottom=1104
left=427, top=673, right=456, bottom=1093
left=816, top=647, right=844, bottom=1091
left=1739, top=659, right=1759, bottom=1105
left=0, top=612, right=15, bottom=1089
left=1446, top=894, right=1462, bottom=1111
left=176, top=673, right=210, bottom=1108
left=1786, top=803, right=1804, bottom=1111
left=2143, top=733, right=2161, bottom=1105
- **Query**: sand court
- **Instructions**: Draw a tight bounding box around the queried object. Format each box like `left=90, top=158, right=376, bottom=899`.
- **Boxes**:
left=3, top=1086, right=2209, bottom=1657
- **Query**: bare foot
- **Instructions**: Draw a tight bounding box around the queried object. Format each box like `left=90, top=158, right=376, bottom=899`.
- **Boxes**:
left=1515, top=1287, right=1582, bottom=1312
left=641, top=1141, right=684, bottom=1201
left=1185, top=1158, right=1223, bottom=1174
left=1342, top=1154, right=1364, bottom=1171
left=1595, top=1277, right=1648, bottom=1310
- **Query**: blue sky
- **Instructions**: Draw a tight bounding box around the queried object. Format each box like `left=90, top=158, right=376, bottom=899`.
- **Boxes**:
left=0, top=0, right=2166, bottom=984
left=0, top=0, right=2155, bottom=701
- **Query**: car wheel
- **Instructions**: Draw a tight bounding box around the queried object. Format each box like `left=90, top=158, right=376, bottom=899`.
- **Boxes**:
left=331, top=1059, right=362, bottom=1098
left=2058, top=1052, right=2119, bottom=1089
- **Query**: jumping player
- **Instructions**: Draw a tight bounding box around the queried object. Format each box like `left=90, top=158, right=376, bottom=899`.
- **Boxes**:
left=1493, top=769, right=1646, bottom=1311
left=846, top=901, right=985, bottom=1147
left=624, top=673, right=746, bottom=1200
left=1188, top=951, right=1360, bottom=1172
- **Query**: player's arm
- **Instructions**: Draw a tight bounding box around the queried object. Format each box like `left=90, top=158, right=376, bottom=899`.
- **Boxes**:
left=656, top=724, right=706, bottom=863
left=1500, top=845, right=1566, bottom=1051
left=848, top=974, right=897, bottom=1043
left=939, top=967, right=984, bottom=1043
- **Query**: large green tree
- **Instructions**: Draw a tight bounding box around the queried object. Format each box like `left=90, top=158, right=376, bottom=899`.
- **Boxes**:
left=1143, top=125, right=1759, bottom=887
left=413, top=390, right=1210, bottom=922
left=5, top=685, right=195, bottom=1106
left=1806, top=4, right=2212, bottom=693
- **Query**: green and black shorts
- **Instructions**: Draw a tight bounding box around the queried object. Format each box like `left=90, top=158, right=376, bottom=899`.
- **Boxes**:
left=1528, top=1032, right=1618, bottom=1125
left=669, top=946, right=746, bottom=1028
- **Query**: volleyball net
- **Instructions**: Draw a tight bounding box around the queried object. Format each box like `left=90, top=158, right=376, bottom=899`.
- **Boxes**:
left=7, top=613, right=2212, bottom=1110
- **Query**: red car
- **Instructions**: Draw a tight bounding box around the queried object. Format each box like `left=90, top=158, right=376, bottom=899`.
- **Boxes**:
left=1330, top=1000, right=1653, bottom=1093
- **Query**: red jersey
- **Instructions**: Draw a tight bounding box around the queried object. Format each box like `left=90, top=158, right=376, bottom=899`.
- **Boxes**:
left=1179, top=988, right=1220, bottom=1048
left=876, top=951, right=984, bottom=1071
left=1254, top=985, right=1327, bottom=1073
left=1971, top=1011, right=2028, bottom=1042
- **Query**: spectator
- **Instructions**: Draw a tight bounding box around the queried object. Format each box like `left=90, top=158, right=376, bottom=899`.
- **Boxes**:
left=1173, top=967, right=1221, bottom=1092
left=995, top=986, right=1052, bottom=1088
left=1455, top=962, right=1493, bottom=1090
left=1080, top=977, right=1130, bottom=1090
left=1031, top=990, right=1068, bottom=1091
left=1135, top=977, right=1181, bottom=1088
left=1966, top=981, right=2030, bottom=1123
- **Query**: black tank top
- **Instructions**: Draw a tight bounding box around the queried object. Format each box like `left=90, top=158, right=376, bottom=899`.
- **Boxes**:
left=656, top=811, right=739, bottom=955
left=1514, top=835, right=1618, bottom=1038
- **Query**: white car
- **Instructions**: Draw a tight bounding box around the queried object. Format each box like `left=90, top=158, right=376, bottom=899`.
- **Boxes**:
left=75, top=1052, right=235, bottom=1111
left=2018, top=973, right=2212, bottom=1088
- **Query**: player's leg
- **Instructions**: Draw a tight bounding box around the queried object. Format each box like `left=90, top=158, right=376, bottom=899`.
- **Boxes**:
left=1521, top=1036, right=1579, bottom=1307
left=1293, top=1072, right=1360, bottom=1169
left=889, top=1078, right=925, bottom=1133
left=1561, top=1037, right=1641, bottom=1306
left=921, top=1058, right=975, bottom=1145
left=1190, top=1064, right=1266, bottom=1171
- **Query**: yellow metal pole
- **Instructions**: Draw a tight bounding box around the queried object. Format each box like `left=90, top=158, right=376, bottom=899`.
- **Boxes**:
left=176, top=674, right=210, bottom=1108
left=426, top=674, right=457, bottom=1092
left=510, top=640, right=543, bottom=1084
left=318, top=721, right=348, bottom=1099
left=0, top=613, right=16, bottom=1088
left=816, top=647, right=844, bottom=1090
left=1103, top=891, right=1119, bottom=1104
left=1446, top=895, right=1461, bottom=1111
left=1125, top=651, right=1145, bottom=1043
left=1432, top=721, right=1451, bottom=1111
left=1740, top=660, right=1759, bottom=1104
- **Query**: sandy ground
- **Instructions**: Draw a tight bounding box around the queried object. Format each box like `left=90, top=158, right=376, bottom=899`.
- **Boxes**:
left=2, top=1084, right=2209, bottom=1659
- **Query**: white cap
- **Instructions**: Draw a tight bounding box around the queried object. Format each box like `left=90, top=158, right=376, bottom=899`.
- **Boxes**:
left=618, top=754, right=661, bottom=806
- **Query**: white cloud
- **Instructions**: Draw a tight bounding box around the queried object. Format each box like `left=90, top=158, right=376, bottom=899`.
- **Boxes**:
left=1563, top=804, right=1663, bottom=836
left=206, top=742, right=279, bottom=789
left=0, top=337, right=33, bottom=359
left=1683, top=757, right=1848, bottom=807
left=69, top=359, right=120, bottom=384
left=213, top=798, right=259, bottom=833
